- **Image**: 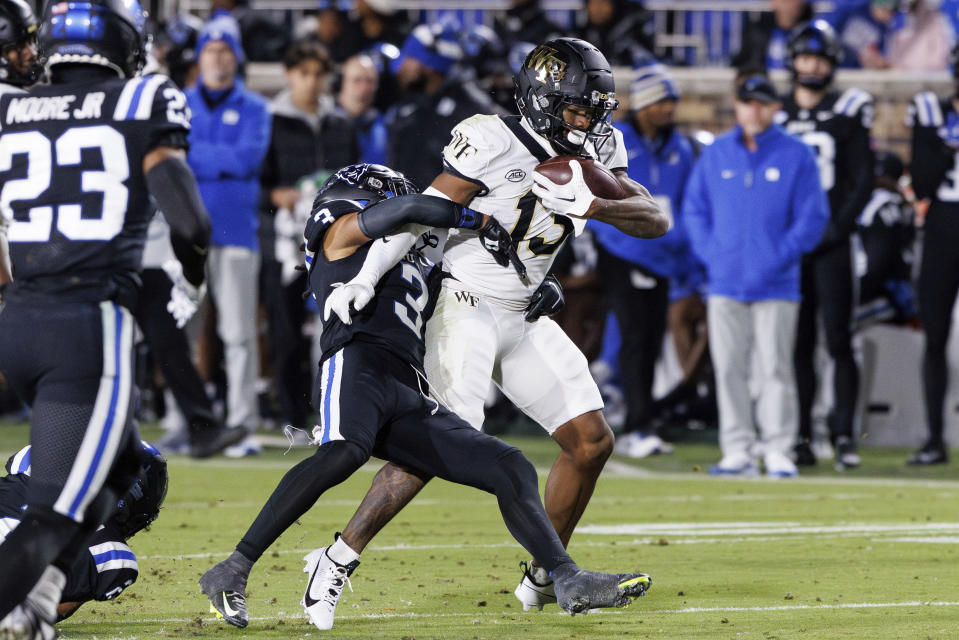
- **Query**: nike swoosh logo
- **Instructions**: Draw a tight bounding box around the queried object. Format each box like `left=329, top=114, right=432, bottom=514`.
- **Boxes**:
left=303, top=563, right=322, bottom=608
left=222, top=592, right=240, bottom=617
left=553, top=196, right=576, bottom=202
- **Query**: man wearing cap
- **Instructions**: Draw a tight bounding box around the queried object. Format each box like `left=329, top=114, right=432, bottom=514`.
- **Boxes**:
left=589, top=61, right=699, bottom=459
left=185, top=14, right=271, bottom=454
left=385, top=23, right=503, bottom=190
left=682, top=73, right=828, bottom=477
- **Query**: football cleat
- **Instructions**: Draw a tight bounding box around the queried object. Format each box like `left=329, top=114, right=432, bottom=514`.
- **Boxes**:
left=199, top=556, right=251, bottom=628
left=0, top=566, right=64, bottom=640
left=834, top=436, right=861, bottom=471
left=552, top=566, right=651, bottom=615
left=189, top=426, right=248, bottom=459
left=514, top=560, right=556, bottom=611
left=301, top=547, right=360, bottom=631
left=907, top=441, right=948, bottom=466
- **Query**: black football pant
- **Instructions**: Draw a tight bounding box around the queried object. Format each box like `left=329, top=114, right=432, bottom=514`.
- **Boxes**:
left=135, top=268, right=220, bottom=434
left=794, top=241, right=859, bottom=444
left=918, top=206, right=959, bottom=446
left=0, top=299, right=141, bottom=618
left=236, top=342, right=572, bottom=573
left=597, top=246, right=670, bottom=435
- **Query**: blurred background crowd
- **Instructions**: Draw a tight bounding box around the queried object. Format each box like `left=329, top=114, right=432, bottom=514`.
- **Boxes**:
left=2, top=0, right=956, bottom=473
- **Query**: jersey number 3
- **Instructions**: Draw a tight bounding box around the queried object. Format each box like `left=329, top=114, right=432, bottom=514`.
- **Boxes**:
left=0, top=125, right=129, bottom=242
left=394, top=263, right=428, bottom=336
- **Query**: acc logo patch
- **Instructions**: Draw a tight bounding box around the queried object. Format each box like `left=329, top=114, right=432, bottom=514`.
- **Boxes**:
left=505, top=169, right=526, bottom=182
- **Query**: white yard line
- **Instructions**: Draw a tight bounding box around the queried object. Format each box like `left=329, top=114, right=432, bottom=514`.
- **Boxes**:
left=60, top=600, right=959, bottom=629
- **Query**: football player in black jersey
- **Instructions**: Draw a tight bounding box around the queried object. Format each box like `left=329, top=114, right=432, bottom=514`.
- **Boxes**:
left=199, top=164, right=651, bottom=631
left=777, top=20, right=874, bottom=470
left=905, top=47, right=959, bottom=466
left=1, top=441, right=167, bottom=622
left=0, top=2, right=213, bottom=637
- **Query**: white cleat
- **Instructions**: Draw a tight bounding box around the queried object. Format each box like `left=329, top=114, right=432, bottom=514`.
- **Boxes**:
left=514, top=561, right=556, bottom=612
left=301, top=547, right=359, bottom=631
left=0, top=566, right=64, bottom=640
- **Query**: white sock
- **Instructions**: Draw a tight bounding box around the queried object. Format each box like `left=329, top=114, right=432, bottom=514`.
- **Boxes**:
left=326, top=537, right=360, bottom=566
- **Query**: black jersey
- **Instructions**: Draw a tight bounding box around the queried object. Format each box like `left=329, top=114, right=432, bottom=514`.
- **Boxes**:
left=0, top=473, right=137, bottom=603
left=777, top=88, right=875, bottom=246
left=0, top=73, right=190, bottom=306
left=908, top=91, right=959, bottom=208
left=309, top=202, right=440, bottom=367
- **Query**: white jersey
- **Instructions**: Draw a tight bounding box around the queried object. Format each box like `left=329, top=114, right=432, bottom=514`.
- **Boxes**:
left=439, top=114, right=628, bottom=310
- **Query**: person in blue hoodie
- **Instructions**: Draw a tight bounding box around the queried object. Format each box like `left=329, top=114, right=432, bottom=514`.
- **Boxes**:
left=682, top=73, right=828, bottom=478
left=186, top=14, right=271, bottom=455
left=589, top=61, right=699, bottom=459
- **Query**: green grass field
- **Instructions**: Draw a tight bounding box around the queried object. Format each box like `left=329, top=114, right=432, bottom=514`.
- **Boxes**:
left=2, top=421, right=957, bottom=640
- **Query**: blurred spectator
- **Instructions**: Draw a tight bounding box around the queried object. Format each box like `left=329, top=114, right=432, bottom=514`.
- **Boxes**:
left=589, top=62, right=695, bottom=459
left=186, top=15, right=271, bottom=454
left=458, top=24, right=517, bottom=112
left=310, top=5, right=363, bottom=62
left=778, top=21, right=874, bottom=471
left=831, top=0, right=897, bottom=69
left=364, top=41, right=401, bottom=111
left=155, top=14, right=205, bottom=87
left=210, top=0, right=290, bottom=62
left=573, top=0, right=652, bottom=67
left=351, top=0, right=412, bottom=50
left=887, top=0, right=955, bottom=71
left=336, top=54, right=387, bottom=164
left=494, top=0, right=566, bottom=48
left=732, top=0, right=813, bottom=70
left=260, top=41, right=358, bottom=429
left=385, top=23, right=503, bottom=191
left=905, top=67, right=959, bottom=465
left=682, top=74, right=828, bottom=477
left=853, top=150, right=915, bottom=328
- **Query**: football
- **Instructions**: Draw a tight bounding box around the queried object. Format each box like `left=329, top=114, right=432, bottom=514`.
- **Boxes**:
left=533, top=155, right=628, bottom=200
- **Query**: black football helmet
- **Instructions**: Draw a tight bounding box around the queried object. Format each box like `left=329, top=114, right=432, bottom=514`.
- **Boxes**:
left=514, top=37, right=619, bottom=155
left=0, top=0, right=40, bottom=86
left=112, top=441, right=168, bottom=540
left=39, top=0, right=148, bottom=79
left=787, top=20, right=842, bottom=91
left=305, top=164, right=418, bottom=251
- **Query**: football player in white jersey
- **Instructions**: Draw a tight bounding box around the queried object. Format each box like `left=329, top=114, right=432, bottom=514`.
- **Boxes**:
left=315, top=38, right=668, bottom=618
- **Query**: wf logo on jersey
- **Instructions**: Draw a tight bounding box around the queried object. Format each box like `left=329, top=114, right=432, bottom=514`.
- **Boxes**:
left=446, top=130, right=476, bottom=161
left=526, top=46, right=567, bottom=85
left=453, top=291, right=479, bottom=307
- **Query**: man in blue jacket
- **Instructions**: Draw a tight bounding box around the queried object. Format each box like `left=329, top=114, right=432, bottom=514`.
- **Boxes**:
left=682, top=74, right=828, bottom=477
left=589, top=61, right=699, bottom=459
left=186, top=15, right=271, bottom=454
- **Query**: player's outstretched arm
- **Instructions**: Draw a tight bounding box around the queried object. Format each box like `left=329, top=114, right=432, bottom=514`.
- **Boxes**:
left=143, top=146, right=212, bottom=287
left=587, top=171, right=669, bottom=239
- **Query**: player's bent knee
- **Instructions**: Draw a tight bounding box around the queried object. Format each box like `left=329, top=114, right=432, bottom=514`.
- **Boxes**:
left=555, top=412, right=614, bottom=469
left=490, top=447, right=538, bottom=497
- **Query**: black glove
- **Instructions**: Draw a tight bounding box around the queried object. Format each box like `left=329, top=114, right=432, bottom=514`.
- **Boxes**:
left=479, top=217, right=527, bottom=280
left=524, top=274, right=565, bottom=322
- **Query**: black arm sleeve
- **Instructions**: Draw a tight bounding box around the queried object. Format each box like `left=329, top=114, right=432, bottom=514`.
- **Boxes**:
left=911, top=125, right=954, bottom=200
left=822, top=118, right=875, bottom=248
left=355, top=194, right=483, bottom=239
left=145, top=156, right=212, bottom=287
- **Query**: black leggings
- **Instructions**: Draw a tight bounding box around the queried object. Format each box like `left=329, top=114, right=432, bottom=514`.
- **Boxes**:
left=794, top=241, right=859, bottom=442
left=918, top=207, right=959, bottom=445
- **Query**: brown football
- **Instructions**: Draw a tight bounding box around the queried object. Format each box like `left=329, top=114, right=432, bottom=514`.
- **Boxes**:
left=533, top=155, right=628, bottom=200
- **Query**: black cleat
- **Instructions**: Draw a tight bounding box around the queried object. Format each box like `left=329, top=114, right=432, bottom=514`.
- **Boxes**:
left=200, top=554, right=251, bottom=628
left=189, top=427, right=248, bottom=459
left=553, top=567, right=651, bottom=615
left=907, top=441, right=948, bottom=466
left=793, top=442, right=817, bottom=466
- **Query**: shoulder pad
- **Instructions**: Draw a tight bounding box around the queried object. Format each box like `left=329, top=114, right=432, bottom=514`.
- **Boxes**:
left=908, top=91, right=945, bottom=128
left=833, top=87, right=874, bottom=117
left=303, top=198, right=362, bottom=254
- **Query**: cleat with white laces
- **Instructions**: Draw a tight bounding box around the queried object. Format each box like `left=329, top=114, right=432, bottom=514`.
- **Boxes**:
left=552, top=565, right=651, bottom=615
left=0, top=566, right=64, bottom=640
left=302, top=547, right=360, bottom=630
left=514, top=561, right=556, bottom=611
left=199, top=553, right=251, bottom=628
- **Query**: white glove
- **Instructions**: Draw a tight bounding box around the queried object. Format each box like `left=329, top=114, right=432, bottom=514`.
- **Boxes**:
left=323, top=279, right=374, bottom=325
left=532, top=160, right=595, bottom=219
left=161, top=259, right=205, bottom=329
